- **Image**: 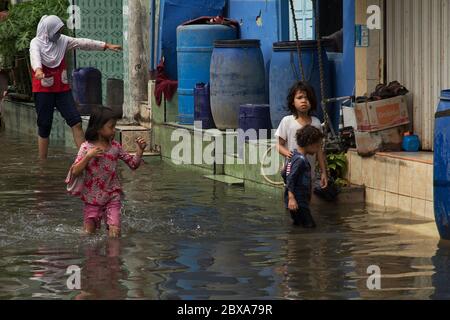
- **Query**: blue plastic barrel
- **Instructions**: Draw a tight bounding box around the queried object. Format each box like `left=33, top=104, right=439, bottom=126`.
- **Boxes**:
left=434, top=90, right=450, bottom=239
left=210, top=40, right=268, bottom=130
left=269, top=41, right=333, bottom=129
left=238, top=104, right=272, bottom=140
left=402, top=134, right=420, bottom=152
left=72, top=67, right=102, bottom=115
left=158, top=0, right=226, bottom=80
left=194, top=83, right=215, bottom=129
left=177, top=24, right=237, bottom=125
left=237, top=104, right=272, bottom=158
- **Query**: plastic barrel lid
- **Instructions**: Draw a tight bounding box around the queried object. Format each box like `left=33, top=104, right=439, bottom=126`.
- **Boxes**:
left=214, top=39, right=261, bottom=48
left=273, top=39, right=335, bottom=51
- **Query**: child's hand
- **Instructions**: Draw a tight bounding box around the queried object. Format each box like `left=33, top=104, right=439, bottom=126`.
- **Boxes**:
left=287, top=151, right=294, bottom=159
left=135, top=137, right=147, bottom=151
left=321, top=173, right=329, bottom=189
left=288, top=198, right=299, bottom=211
left=86, top=146, right=104, bottom=159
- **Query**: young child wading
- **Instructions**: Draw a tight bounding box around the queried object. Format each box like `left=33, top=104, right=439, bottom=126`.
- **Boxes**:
left=66, top=106, right=147, bottom=238
left=282, top=125, right=324, bottom=228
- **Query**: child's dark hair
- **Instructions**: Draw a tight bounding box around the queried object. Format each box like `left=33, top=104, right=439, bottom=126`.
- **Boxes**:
left=287, top=81, right=317, bottom=117
left=85, top=105, right=119, bottom=142
left=296, top=125, right=324, bottom=148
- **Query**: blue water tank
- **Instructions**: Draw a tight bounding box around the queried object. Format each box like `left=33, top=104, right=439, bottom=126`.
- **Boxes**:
left=269, top=41, right=333, bottom=129
left=158, top=0, right=226, bottom=80
left=194, top=83, right=215, bottom=130
left=72, top=67, right=102, bottom=115
left=177, top=24, right=237, bottom=125
left=210, top=40, right=268, bottom=130
left=434, top=90, right=450, bottom=239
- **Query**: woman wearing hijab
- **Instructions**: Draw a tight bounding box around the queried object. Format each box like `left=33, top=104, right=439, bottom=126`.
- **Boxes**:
left=30, top=15, right=122, bottom=160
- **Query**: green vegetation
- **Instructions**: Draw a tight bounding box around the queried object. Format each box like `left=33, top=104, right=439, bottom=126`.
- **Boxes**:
left=326, top=152, right=349, bottom=187
left=0, top=0, right=70, bottom=67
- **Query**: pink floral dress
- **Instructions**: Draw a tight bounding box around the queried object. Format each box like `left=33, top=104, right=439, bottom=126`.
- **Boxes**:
left=71, top=140, right=143, bottom=206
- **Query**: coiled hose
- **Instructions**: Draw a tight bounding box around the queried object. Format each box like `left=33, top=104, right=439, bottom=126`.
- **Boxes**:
left=260, top=144, right=285, bottom=186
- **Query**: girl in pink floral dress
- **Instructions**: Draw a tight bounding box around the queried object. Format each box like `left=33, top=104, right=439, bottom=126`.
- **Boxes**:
left=67, top=106, right=147, bottom=237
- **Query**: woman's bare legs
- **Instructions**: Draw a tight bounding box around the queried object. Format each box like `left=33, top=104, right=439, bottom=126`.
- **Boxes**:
left=38, top=137, right=49, bottom=160
left=71, top=122, right=85, bottom=148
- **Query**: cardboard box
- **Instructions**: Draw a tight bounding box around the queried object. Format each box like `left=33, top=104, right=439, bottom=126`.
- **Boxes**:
left=342, top=106, right=357, bottom=128
left=355, top=125, right=408, bottom=157
left=354, top=95, right=410, bottom=132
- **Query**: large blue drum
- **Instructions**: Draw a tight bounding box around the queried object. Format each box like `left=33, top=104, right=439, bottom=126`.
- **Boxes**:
left=72, top=67, right=102, bottom=115
left=210, top=40, right=267, bottom=130
left=177, top=24, right=237, bottom=125
left=434, top=89, right=450, bottom=240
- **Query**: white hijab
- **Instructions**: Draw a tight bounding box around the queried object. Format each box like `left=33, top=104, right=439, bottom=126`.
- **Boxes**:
left=31, top=15, right=69, bottom=68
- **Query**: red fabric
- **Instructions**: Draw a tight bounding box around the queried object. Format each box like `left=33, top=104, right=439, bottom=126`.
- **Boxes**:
left=154, top=58, right=177, bottom=106
left=0, top=11, right=8, bottom=22
left=32, top=58, right=71, bottom=93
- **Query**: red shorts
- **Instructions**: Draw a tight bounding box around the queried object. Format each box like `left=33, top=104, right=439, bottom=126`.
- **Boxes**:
left=83, top=201, right=121, bottom=229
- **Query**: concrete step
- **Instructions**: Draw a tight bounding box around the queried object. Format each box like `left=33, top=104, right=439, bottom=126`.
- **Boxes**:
left=115, top=125, right=159, bottom=154
left=204, top=175, right=244, bottom=186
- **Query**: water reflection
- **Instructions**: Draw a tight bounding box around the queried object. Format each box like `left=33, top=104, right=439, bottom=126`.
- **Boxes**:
left=431, top=240, right=450, bottom=299
left=0, top=131, right=448, bottom=299
left=76, top=238, right=127, bottom=300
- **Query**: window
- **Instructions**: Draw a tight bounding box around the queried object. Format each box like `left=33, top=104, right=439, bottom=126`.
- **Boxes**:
left=289, top=0, right=314, bottom=40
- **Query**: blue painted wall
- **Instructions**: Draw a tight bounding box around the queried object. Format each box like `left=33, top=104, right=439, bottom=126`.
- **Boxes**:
left=326, top=0, right=355, bottom=131
left=332, top=0, right=355, bottom=99
left=227, top=0, right=288, bottom=99
left=227, top=0, right=288, bottom=71
left=158, top=0, right=226, bottom=80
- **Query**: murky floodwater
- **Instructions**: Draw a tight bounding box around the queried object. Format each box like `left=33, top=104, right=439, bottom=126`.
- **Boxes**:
left=0, top=130, right=449, bottom=300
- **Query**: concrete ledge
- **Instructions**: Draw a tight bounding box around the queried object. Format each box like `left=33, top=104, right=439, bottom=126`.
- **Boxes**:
left=346, top=149, right=434, bottom=221
left=204, top=175, right=244, bottom=186
left=2, top=98, right=89, bottom=149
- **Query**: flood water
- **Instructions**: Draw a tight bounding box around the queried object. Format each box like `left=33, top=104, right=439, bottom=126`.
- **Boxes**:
left=0, top=130, right=449, bottom=300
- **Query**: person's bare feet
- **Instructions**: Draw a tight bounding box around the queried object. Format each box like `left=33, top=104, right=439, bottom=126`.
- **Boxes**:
left=84, top=220, right=96, bottom=235
left=108, top=226, right=120, bottom=238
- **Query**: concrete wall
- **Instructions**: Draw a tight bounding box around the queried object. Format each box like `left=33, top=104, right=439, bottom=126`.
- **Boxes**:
left=335, top=0, right=356, bottom=98
left=354, top=0, right=384, bottom=96
left=346, top=149, right=434, bottom=221
left=1, top=99, right=88, bottom=149
left=74, top=0, right=124, bottom=103
left=227, top=0, right=288, bottom=75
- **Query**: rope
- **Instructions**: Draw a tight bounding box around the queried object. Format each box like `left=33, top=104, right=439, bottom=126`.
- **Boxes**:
left=313, top=0, right=337, bottom=138
left=289, top=0, right=306, bottom=81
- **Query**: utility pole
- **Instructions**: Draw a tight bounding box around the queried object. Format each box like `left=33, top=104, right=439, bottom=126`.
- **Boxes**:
left=123, top=0, right=149, bottom=122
